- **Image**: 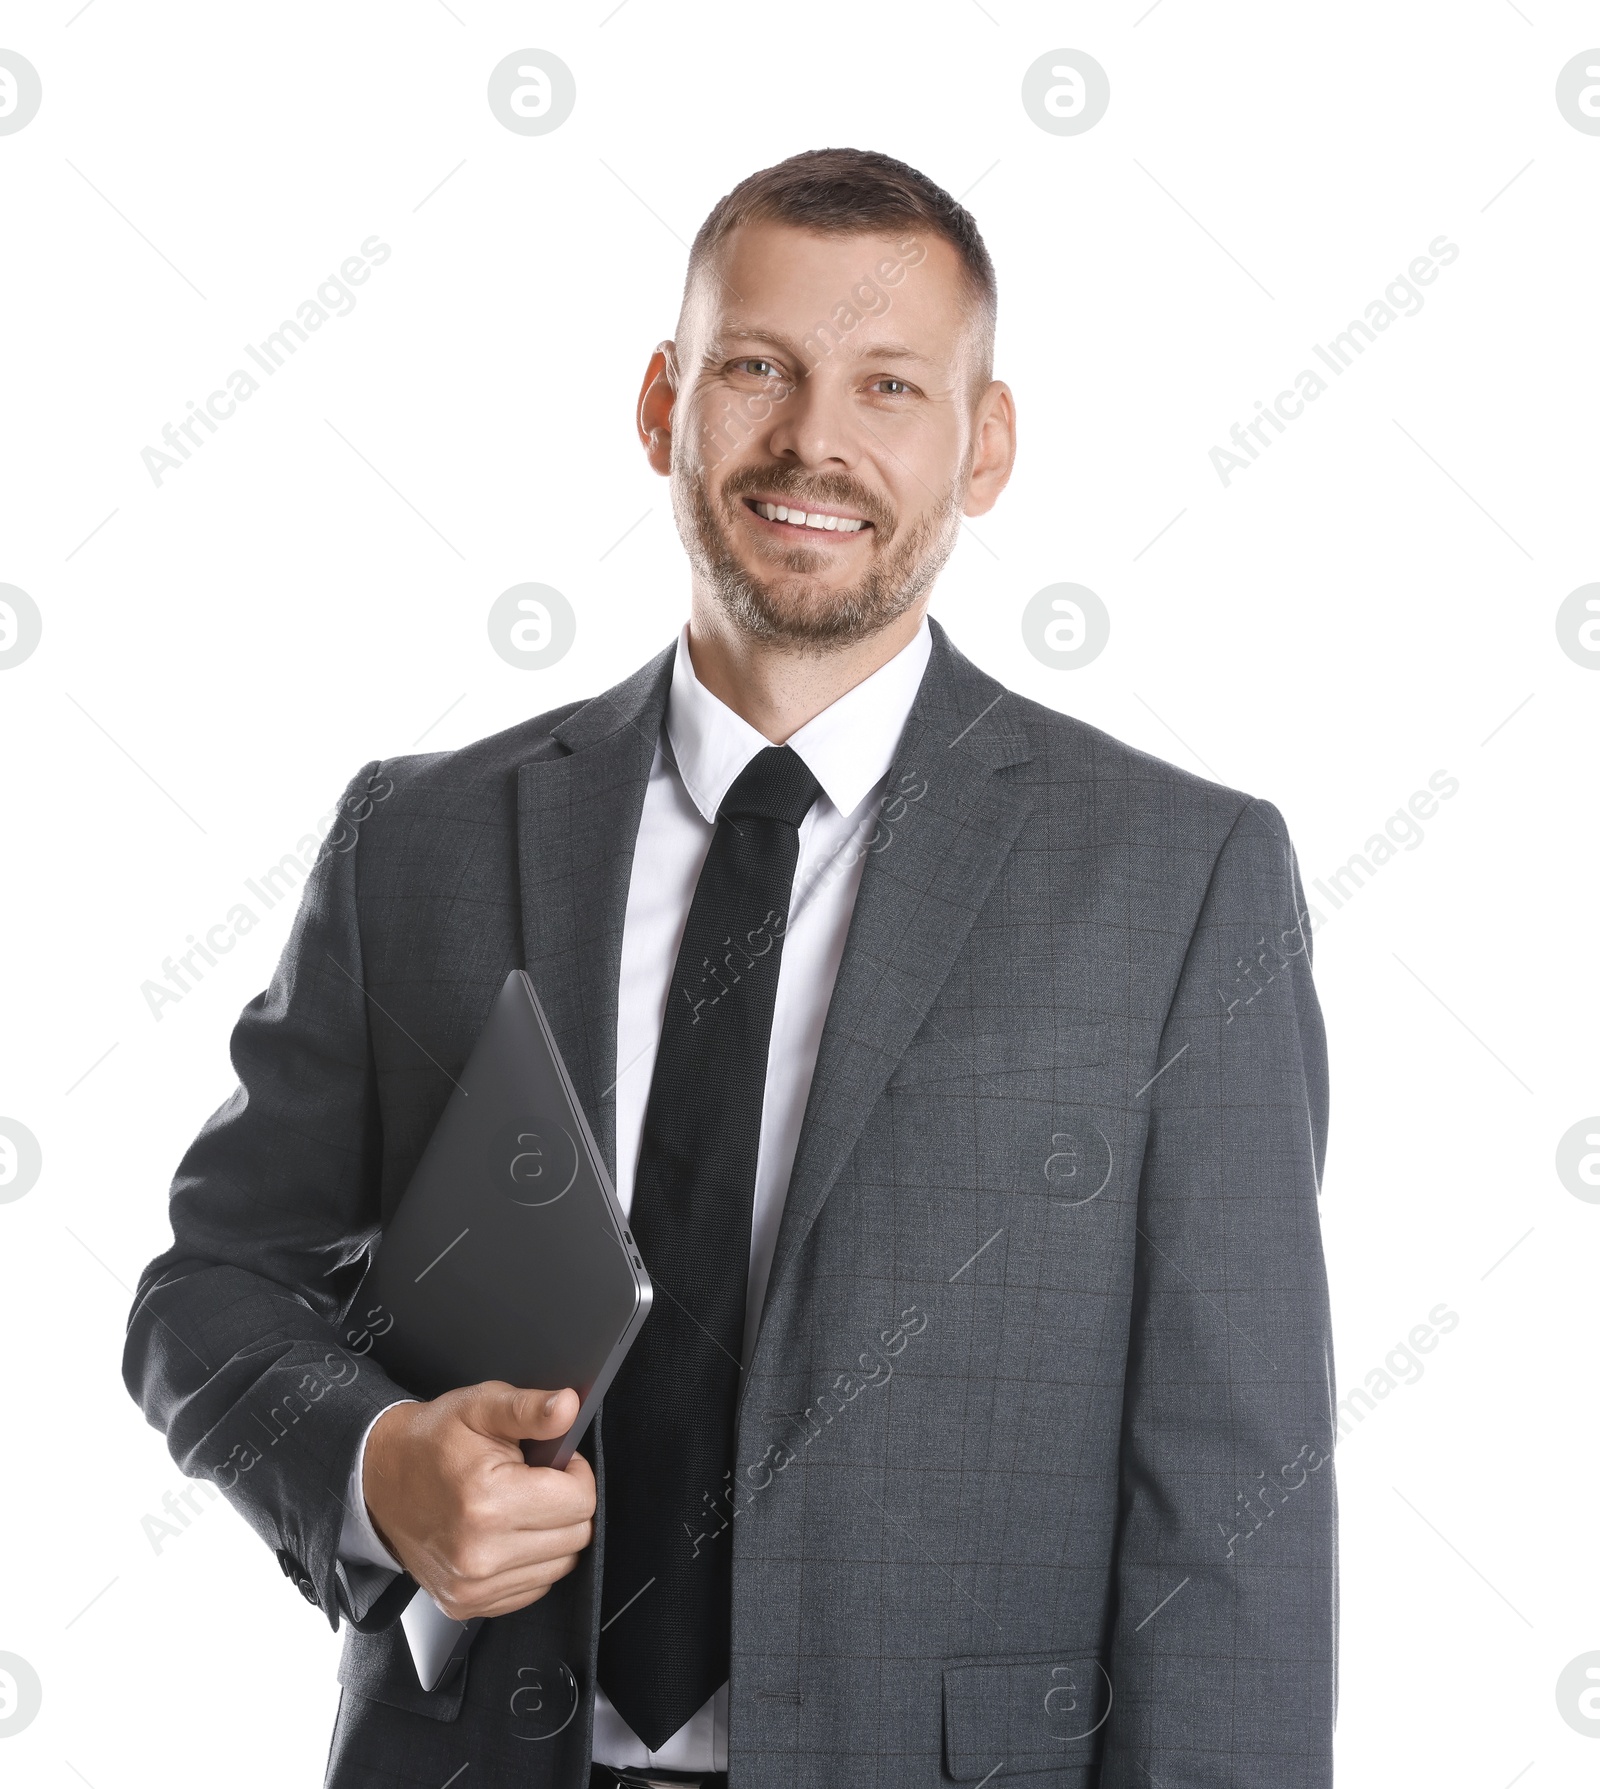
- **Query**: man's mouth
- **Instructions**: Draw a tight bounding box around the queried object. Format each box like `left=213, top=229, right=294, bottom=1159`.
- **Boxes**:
left=741, top=495, right=872, bottom=537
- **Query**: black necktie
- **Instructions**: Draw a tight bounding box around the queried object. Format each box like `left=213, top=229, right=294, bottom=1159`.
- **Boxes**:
left=597, top=744, right=822, bottom=1748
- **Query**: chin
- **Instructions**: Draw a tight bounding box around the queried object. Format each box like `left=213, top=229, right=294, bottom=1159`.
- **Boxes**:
left=712, top=570, right=916, bottom=651
left=749, top=580, right=849, bottom=627
left=740, top=552, right=853, bottom=608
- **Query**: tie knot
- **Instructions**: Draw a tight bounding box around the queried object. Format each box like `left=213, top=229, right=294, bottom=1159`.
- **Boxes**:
left=719, top=745, right=822, bottom=829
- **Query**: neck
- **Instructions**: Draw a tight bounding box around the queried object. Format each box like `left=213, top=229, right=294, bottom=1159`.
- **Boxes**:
left=684, top=595, right=928, bottom=743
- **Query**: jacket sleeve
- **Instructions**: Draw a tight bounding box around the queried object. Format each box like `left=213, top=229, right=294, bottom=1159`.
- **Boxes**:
left=1099, top=797, right=1337, bottom=1788
left=121, top=759, right=419, bottom=1634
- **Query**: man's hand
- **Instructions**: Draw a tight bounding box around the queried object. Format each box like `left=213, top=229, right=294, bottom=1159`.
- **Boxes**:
left=362, top=1381, right=596, bottom=1622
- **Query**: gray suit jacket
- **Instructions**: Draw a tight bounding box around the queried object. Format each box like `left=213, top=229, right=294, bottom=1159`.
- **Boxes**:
left=124, top=618, right=1336, bottom=1787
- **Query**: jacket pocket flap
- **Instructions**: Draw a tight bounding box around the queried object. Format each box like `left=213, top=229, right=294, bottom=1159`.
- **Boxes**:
left=942, top=1653, right=1110, bottom=1780
left=890, top=1024, right=1106, bottom=1088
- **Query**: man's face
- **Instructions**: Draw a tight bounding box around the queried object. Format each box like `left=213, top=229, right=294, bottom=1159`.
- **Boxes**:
left=642, top=219, right=1009, bottom=650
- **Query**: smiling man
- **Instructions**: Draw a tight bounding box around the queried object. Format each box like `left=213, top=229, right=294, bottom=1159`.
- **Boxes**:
left=126, top=149, right=1337, bottom=1789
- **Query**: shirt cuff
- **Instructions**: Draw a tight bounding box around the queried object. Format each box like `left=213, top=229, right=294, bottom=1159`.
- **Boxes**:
left=337, top=1398, right=417, bottom=1572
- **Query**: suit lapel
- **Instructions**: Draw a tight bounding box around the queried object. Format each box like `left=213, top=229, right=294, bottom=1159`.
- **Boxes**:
left=746, top=623, right=1034, bottom=1394
left=515, top=643, right=674, bottom=1183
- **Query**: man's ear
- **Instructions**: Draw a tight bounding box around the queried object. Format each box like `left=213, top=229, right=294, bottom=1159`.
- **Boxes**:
left=637, top=341, right=678, bottom=476
left=963, top=379, right=1017, bottom=518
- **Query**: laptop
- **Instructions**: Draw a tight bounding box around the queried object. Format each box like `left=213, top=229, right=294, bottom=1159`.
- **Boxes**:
left=354, top=969, right=653, bottom=1689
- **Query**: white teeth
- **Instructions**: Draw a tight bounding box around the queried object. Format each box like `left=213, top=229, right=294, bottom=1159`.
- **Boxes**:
left=755, top=501, right=865, bottom=533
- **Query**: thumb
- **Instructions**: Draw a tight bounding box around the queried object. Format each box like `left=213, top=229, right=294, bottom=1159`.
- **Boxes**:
left=462, top=1380, right=579, bottom=1444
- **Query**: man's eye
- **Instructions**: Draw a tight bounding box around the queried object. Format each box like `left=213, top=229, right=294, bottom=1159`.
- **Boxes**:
left=732, top=358, right=781, bottom=378
left=873, top=377, right=911, bottom=395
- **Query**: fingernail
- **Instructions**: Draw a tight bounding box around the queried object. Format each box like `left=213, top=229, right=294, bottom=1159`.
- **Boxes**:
left=544, top=1392, right=559, bottom=1416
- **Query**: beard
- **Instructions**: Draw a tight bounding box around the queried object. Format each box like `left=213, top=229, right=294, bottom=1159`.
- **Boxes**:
left=673, top=452, right=966, bottom=651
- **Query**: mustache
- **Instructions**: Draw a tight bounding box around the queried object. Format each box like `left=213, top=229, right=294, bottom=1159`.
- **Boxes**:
left=719, top=465, right=893, bottom=535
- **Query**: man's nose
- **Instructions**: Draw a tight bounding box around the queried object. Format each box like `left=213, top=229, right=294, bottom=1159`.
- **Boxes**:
left=763, top=372, right=859, bottom=469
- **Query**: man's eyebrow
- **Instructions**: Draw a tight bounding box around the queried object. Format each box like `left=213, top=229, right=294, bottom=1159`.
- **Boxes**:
left=712, top=328, right=937, bottom=366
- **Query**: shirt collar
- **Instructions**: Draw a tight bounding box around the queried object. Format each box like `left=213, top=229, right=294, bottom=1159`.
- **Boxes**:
left=663, top=616, right=932, bottom=824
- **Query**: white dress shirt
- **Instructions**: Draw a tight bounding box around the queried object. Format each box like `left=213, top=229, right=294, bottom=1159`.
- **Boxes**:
left=336, top=616, right=932, bottom=1769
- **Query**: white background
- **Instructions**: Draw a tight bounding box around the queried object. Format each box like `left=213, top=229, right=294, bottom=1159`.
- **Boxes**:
left=1, top=3, right=1595, bottom=1784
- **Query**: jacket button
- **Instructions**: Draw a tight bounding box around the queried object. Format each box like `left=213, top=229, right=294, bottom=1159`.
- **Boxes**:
left=276, top=1548, right=319, bottom=1606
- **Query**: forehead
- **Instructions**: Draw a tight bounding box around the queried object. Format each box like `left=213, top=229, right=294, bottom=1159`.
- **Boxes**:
left=685, top=218, right=973, bottom=360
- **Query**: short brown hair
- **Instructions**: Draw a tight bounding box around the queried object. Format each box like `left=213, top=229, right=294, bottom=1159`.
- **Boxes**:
left=683, top=147, right=996, bottom=380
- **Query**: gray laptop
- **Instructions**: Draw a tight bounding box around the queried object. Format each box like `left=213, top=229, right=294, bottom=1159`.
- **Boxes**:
left=356, top=968, right=653, bottom=1688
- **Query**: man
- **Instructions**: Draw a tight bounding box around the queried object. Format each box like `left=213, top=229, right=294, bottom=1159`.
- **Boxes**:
left=124, top=148, right=1337, bottom=1788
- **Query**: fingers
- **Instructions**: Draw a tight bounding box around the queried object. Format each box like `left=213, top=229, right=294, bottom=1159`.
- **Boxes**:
left=485, top=1448, right=596, bottom=1535
left=458, top=1380, right=580, bottom=1445
left=419, top=1522, right=594, bottom=1621
left=422, top=1510, right=595, bottom=1589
